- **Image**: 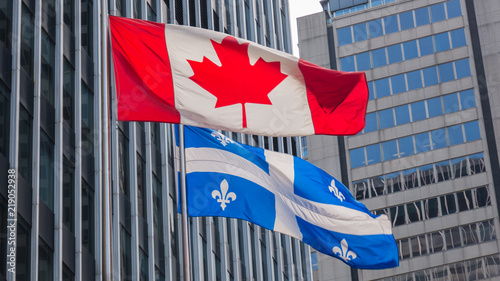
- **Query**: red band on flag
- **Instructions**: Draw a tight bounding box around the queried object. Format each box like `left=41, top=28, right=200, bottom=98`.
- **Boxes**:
left=110, top=16, right=180, bottom=123
left=299, top=59, right=368, bottom=135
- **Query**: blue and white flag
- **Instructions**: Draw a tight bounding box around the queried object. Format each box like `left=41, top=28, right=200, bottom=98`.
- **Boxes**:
left=175, top=125, right=398, bottom=269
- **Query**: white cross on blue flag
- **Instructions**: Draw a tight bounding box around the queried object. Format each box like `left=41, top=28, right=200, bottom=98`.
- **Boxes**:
left=175, top=125, right=398, bottom=269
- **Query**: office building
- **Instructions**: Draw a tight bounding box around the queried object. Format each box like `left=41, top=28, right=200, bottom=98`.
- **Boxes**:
left=298, top=0, right=500, bottom=280
left=0, top=0, right=312, bottom=280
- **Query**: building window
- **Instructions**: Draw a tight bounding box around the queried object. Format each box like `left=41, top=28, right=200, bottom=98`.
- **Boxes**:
left=137, top=154, right=146, bottom=218
left=446, top=0, right=462, bottom=18
left=355, top=52, right=370, bottom=71
left=16, top=217, right=31, bottom=281
left=21, top=4, right=34, bottom=78
left=62, top=264, right=74, bottom=281
left=82, top=179, right=94, bottom=256
left=81, top=0, right=93, bottom=57
left=153, top=176, right=164, bottom=240
left=63, top=0, right=74, bottom=32
left=0, top=81, right=9, bottom=158
left=434, top=32, right=451, bottom=52
left=140, top=249, right=149, bottom=281
left=0, top=0, right=12, bottom=50
left=121, top=227, right=132, bottom=281
left=383, top=14, right=399, bottom=34
left=18, top=106, right=32, bottom=185
left=40, top=131, right=55, bottom=211
left=387, top=45, right=402, bottom=63
left=352, top=22, right=367, bottom=42
left=368, top=19, right=383, bottom=38
left=63, top=59, right=74, bottom=128
left=430, top=3, right=446, bottom=23
left=39, top=239, right=53, bottom=281
left=414, top=7, right=430, bottom=26
left=450, top=29, right=466, bottom=47
left=372, top=48, right=387, bottom=68
left=63, top=157, right=74, bottom=232
left=399, top=10, right=414, bottom=30
left=119, top=129, right=130, bottom=197
left=337, top=26, right=352, bottom=46
left=403, top=40, right=418, bottom=60
left=418, top=36, right=434, bottom=56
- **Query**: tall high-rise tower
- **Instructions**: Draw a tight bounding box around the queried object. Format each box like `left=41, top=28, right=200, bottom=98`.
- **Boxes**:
left=298, top=0, right=500, bottom=280
left=0, top=0, right=312, bottom=280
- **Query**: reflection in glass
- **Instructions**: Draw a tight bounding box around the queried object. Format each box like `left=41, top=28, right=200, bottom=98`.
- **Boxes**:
left=464, top=121, right=481, bottom=142
left=434, top=32, right=450, bottom=52
left=418, top=36, right=434, bottom=56
left=438, top=62, right=455, bottom=83
left=352, top=23, right=367, bottom=42
left=460, top=89, right=476, bottom=110
left=337, top=26, right=352, bottom=46
left=395, top=105, right=410, bottom=125
left=415, top=7, right=430, bottom=26
left=427, top=97, right=443, bottom=118
left=379, top=109, right=394, bottom=129
left=430, top=3, right=446, bottom=23
left=435, top=160, right=452, bottom=182
left=387, top=44, right=403, bottom=63
left=419, top=164, right=435, bottom=186
left=403, top=40, right=418, bottom=60
left=455, top=58, right=471, bottom=79
left=443, top=93, right=460, bottom=113
left=366, top=144, right=382, bottom=165
left=447, top=124, right=464, bottom=146
left=399, top=10, right=414, bottom=30
left=411, top=101, right=427, bottom=122
left=415, top=132, right=431, bottom=153
left=406, top=70, right=422, bottom=90
left=446, top=0, right=462, bottom=18
left=402, top=168, right=418, bottom=189
left=368, top=19, right=383, bottom=38
left=422, top=66, right=439, bottom=86
left=356, top=52, right=371, bottom=71
left=391, top=74, right=406, bottom=95
left=375, top=78, right=391, bottom=98
left=424, top=198, right=438, bottom=219
left=384, top=14, right=399, bottom=34
left=382, top=140, right=398, bottom=161
left=372, top=48, right=387, bottom=68
left=450, top=28, right=466, bottom=48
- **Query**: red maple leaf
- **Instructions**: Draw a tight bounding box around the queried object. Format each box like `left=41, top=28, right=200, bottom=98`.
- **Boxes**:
left=187, top=36, right=288, bottom=128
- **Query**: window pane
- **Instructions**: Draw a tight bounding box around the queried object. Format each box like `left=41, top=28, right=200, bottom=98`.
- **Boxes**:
left=368, top=81, right=375, bottom=100
left=438, top=62, right=455, bottom=83
left=434, top=32, right=450, bottom=52
left=436, top=160, right=452, bottom=182
left=366, top=144, right=382, bottom=165
left=460, top=89, right=476, bottom=109
left=403, top=40, right=418, bottom=60
left=407, top=70, right=423, bottom=90
left=431, top=128, right=448, bottom=149
left=364, top=112, right=378, bottom=133
left=427, top=97, right=443, bottom=118
left=378, top=108, right=395, bottom=129
left=390, top=206, right=405, bottom=226
left=441, top=194, right=457, bottom=215
left=399, top=11, right=414, bottom=30
left=383, top=140, right=398, bottom=161
left=353, top=23, right=368, bottom=42
left=450, top=29, right=466, bottom=48
left=353, top=180, right=369, bottom=200
left=423, top=66, right=439, bottom=86
left=384, top=15, right=399, bottom=34
left=464, top=121, right=481, bottom=142
left=337, top=26, right=352, bottom=46
left=372, top=48, right=387, bottom=68
left=399, top=136, right=415, bottom=157
left=391, top=74, right=407, bottom=95
left=469, top=153, right=485, bottom=174
left=387, top=44, right=403, bottom=63
left=415, top=7, right=430, bottom=26
left=375, top=78, right=391, bottom=98
left=411, top=101, right=427, bottom=122
left=386, top=172, right=402, bottom=193
left=356, top=52, right=371, bottom=71
left=419, top=164, right=435, bottom=186
left=443, top=93, right=460, bottom=113
left=452, top=156, right=468, bottom=179
left=419, top=36, right=434, bottom=56
left=340, top=56, right=355, bottom=72
left=424, top=198, right=439, bottom=219
left=395, top=105, right=411, bottom=125
left=403, top=168, right=418, bottom=189
left=407, top=202, right=422, bottom=224
left=82, top=180, right=94, bottom=256
left=430, top=3, right=446, bottom=23
left=455, top=58, right=471, bottom=79
left=446, top=0, right=462, bottom=19
left=457, top=190, right=473, bottom=212
left=368, top=19, right=383, bottom=38
left=350, top=147, right=365, bottom=168
left=40, top=132, right=55, bottom=211
left=415, top=132, right=431, bottom=153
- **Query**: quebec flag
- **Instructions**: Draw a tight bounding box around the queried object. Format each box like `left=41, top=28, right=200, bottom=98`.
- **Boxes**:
left=175, top=125, right=398, bottom=269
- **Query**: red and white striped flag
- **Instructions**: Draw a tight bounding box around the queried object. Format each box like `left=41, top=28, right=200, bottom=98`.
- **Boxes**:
left=109, top=16, right=368, bottom=136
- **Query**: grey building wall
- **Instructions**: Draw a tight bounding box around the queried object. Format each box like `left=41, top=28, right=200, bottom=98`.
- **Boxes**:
left=0, top=0, right=312, bottom=281
left=298, top=0, right=500, bottom=280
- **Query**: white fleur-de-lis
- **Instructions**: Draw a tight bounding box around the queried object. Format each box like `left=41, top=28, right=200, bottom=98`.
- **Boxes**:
left=211, top=132, right=235, bottom=146
left=211, top=179, right=237, bottom=210
left=329, top=180, right=345, bottom=202
left=332, top=239, right=357, bottom=262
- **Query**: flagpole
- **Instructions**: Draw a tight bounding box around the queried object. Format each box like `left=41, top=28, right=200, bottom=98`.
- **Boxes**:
left=179, top=124, right=192, bottom=281
left=101, top=0, right=113, bottom=280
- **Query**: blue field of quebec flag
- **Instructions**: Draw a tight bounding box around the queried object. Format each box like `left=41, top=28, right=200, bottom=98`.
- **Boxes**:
left=175, top=125, right=398, bottom=269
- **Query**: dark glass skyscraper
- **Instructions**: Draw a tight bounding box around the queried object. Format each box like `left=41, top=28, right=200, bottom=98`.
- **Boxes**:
left=0, top=0, right=312, bottom=280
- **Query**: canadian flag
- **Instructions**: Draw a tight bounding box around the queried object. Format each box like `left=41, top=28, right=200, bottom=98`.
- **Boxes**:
left=109, top=16, right=368, bottom=137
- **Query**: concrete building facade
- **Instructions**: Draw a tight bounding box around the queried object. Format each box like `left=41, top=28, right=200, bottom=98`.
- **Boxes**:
left=298, top=0, right=500, bottom=280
